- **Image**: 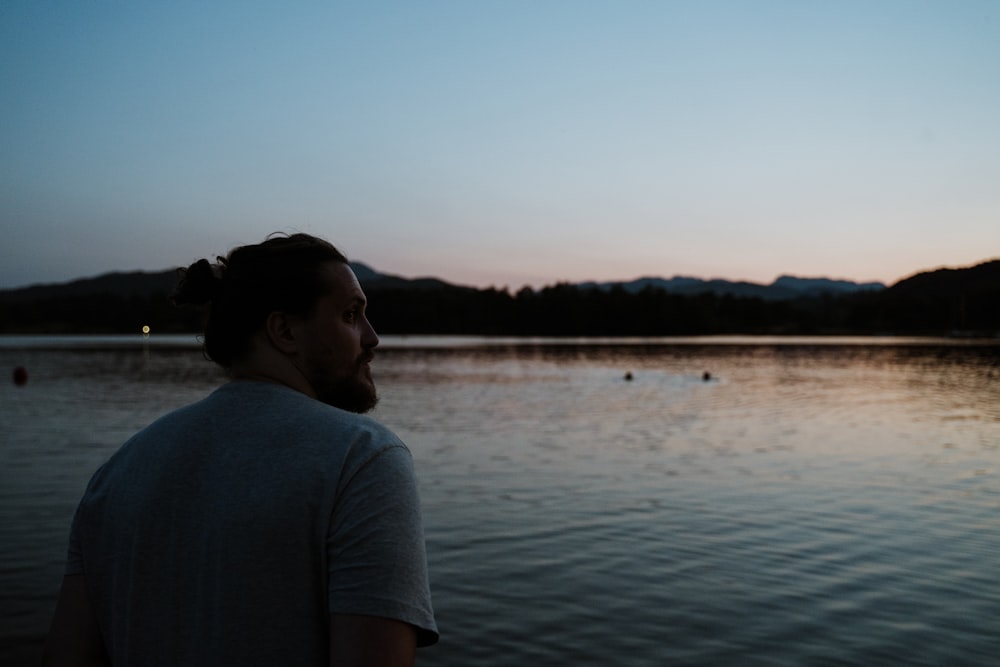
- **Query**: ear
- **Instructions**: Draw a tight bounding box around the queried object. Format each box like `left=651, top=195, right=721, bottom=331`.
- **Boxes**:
left=263, top=311, right=300, bottom=355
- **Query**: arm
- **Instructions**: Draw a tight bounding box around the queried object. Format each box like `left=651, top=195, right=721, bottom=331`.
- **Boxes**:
left=329, top=614, right=417, bottom=667
left=43, top=574, right=109, bottom=667
left=327, top=445, right=438, bottom=651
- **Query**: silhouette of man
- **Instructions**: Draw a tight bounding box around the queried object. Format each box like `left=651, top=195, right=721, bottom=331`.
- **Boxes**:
left=45, top=233, right=437, bottom=666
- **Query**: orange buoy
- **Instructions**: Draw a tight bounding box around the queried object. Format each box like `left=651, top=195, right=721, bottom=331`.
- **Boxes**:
left=13, top=366, right=28, bottom=386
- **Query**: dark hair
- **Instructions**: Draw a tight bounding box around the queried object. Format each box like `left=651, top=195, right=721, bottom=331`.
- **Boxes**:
left=171, top=233, right=349, bottom=368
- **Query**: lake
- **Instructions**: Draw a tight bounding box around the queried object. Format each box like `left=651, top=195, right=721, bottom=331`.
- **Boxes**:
left=2, top=335, right=999, bottom=665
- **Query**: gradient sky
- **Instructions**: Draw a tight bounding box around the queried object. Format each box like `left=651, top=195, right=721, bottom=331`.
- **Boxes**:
left=2, top=1, right=998, bottom=290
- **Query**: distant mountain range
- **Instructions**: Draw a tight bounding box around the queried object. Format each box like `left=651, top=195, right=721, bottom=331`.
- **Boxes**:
left=349, top=262, right=464, bottom=292
left=578, top=274, right=886, bottom=301
left=0, top=258, right=995, bottom=303
left=1, top=257, right=998, bottom=336
left=0, top=261, right=432, bottom=303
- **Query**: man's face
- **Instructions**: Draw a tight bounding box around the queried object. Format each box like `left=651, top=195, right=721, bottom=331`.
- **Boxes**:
left=291, top=262, right=380, bottom=413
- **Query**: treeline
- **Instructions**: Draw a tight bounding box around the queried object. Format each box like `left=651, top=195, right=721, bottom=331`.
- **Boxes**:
left=362, top=283, right=999, bottom=337
left=0, top=283, right=996, bottom=337
left=0, top=290, right=202, bottom=334
left=2, top=263, right=998, bottom=337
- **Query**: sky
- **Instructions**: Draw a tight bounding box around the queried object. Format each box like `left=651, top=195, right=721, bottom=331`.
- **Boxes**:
left=2, top=1, right=998, bottom=290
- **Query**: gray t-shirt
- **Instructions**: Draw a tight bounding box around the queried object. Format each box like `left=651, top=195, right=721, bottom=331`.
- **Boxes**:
left=67, top=380, right=437, bottom=664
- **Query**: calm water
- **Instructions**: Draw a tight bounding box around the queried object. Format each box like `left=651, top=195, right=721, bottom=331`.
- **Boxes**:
left=2, top=336, right=999, bottom=665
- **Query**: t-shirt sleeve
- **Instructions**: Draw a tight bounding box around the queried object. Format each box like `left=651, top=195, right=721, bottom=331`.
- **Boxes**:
left=326, top=444, right=438, bottom=646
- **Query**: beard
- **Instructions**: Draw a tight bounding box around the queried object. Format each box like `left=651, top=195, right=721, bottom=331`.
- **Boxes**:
left=314, top=359, right=379, bottom=414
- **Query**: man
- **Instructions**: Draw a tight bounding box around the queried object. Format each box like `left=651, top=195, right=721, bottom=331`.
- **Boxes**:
left=45, top=233, right=437, bottom=666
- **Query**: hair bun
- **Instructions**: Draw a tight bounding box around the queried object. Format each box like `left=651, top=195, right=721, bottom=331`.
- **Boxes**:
left=171, top=258, right=224, bottom=306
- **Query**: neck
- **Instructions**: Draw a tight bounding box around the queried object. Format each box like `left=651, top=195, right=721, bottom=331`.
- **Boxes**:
left=229, top=338, right=317, bottom=400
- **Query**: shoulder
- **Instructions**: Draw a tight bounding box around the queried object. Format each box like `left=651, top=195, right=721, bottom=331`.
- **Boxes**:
left=323, top=411, right=412, bottom=483
left=219, top=380, right=411, bottom=466
left=211, top=381, right=400, bottom=435
left=97, top=380, right=408, bottom=474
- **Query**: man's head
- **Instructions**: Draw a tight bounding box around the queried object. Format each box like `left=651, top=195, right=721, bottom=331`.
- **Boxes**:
left=172, top=233, right=380, bottom=412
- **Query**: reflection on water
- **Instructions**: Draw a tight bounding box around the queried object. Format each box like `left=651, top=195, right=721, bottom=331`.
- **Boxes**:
left=378, top=341, right=1000, bottom=666
left=2, top=338, right=999, bottom=665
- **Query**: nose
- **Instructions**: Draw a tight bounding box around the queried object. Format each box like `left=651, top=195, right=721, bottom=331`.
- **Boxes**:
left=362, top=315, right=379, bottom=349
